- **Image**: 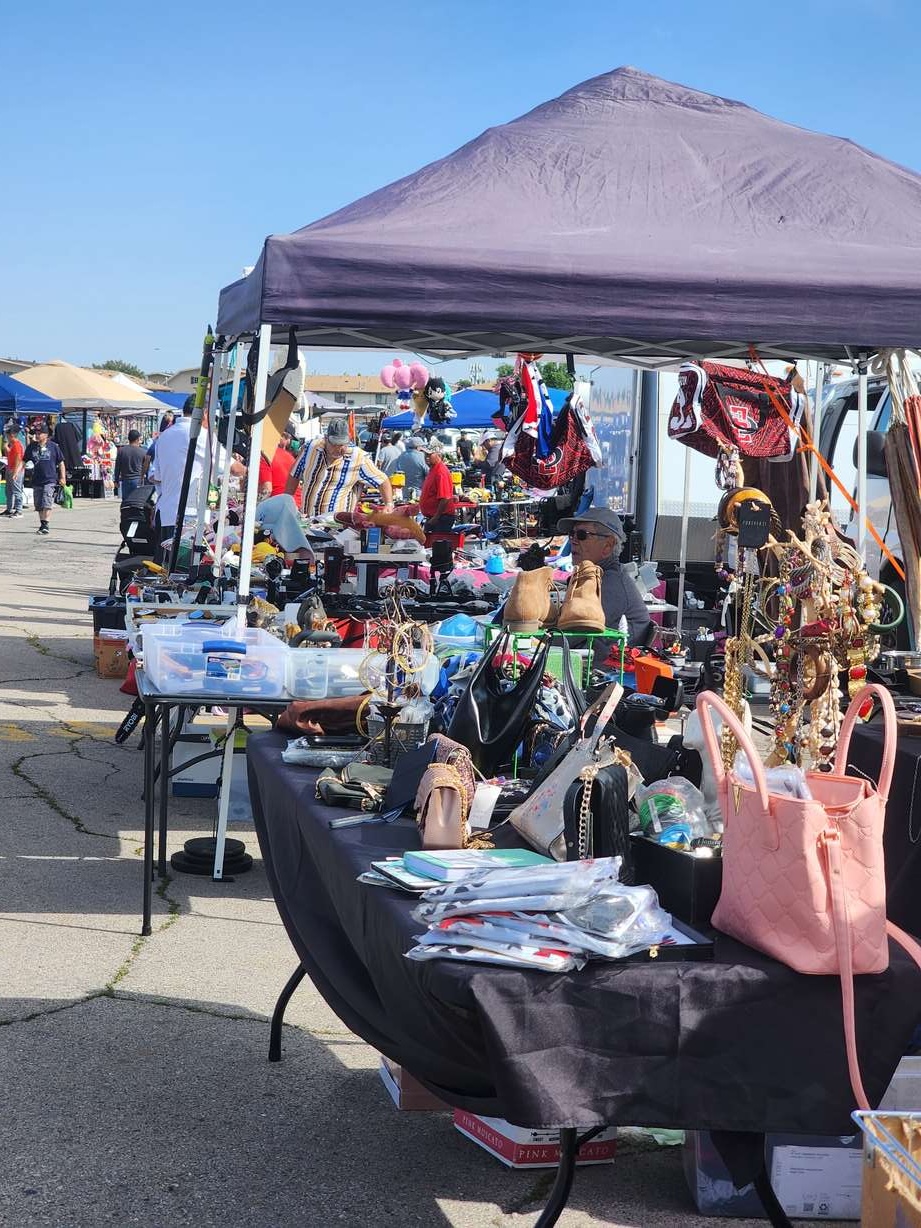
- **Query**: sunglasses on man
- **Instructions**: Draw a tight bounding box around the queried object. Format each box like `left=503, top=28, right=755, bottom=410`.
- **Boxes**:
left=569, top=528, right=612, bottom=541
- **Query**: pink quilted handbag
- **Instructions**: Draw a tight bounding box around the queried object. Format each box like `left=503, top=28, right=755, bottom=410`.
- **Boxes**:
left=696, top=686, right=921, bottom=1109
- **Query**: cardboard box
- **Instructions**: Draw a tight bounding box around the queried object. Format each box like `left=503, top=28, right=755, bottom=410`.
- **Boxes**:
left=93, top=634, right=130, bottom=679
left=858, top=1113, right=921, bottom=1227
left=453, top=1110, right=616, bottom=1169
left=683, top=1129, right=862, bottom=1219
left=377, top=1058, right=447, bottom=1112
left=171, top=712, right=269, bottom=800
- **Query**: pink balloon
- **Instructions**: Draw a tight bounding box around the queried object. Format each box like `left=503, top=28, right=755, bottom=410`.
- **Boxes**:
left=393, top=365, right=413, bottom=390
left=379, top=364, right=396, bottom=388
left=409, top=362, right=429, bottom=389
left=392, top=358, right=404, bottom=368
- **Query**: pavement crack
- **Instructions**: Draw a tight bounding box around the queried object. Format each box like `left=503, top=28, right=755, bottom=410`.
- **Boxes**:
left=22, top=630, right=88, bottom=670
left=11, top=744, right=120, bottom=840
left=107, top=870, right=182, bottom=991
left=0, top=990, right=109, bottom=1028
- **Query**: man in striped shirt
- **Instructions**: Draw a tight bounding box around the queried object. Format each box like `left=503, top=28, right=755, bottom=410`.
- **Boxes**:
left=286, top=417, right=394, bottom=516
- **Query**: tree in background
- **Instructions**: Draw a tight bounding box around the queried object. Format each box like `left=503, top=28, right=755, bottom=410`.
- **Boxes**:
left=93, top=359, right=147, bottom=381
left=495, top=362, right=516, bottom=379
left=453, top=378, right=473, bottom=390
left=538, top=361, right=574, bottom=391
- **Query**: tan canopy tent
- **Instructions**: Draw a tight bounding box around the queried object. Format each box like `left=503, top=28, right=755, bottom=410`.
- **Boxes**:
left=14, top=361, right=165, bottom=411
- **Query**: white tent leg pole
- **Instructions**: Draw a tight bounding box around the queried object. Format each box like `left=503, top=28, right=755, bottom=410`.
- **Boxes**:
left=189, top=348, right=224, bottom=566
left=237, top=323, right=272, bottom=618
left=809, top=361, right=825, bottom=502
left=212, top=345, right=245, bottom=582
left=676, top=446, right=692, bottom=636
left=212, top=708, right=237, bottom=881
left=857, top=353, right=868, bottom=558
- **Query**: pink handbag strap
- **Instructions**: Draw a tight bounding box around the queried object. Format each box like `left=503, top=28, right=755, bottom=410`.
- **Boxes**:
left=833, top=683, right=897, bottom=799
left=695, top=690, right=769, bottom=811
left=823, top=831, right=921, bottom=1111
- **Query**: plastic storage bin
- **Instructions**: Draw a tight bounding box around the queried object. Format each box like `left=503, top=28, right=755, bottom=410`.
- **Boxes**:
left=144, top=624, right=286, bottom=697
left=285, top=647, right=368, bottom=699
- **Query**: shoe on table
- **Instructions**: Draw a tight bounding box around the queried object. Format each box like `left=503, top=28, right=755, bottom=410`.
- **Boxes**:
left=558, top=560, right=606, bottom=633
left=502, top=566, right=553, bottom=632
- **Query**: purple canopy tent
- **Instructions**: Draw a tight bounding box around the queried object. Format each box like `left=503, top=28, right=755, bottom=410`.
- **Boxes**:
left=218, top=66, right=921, bottom=365
left=217, top=66, right=921, bottom=625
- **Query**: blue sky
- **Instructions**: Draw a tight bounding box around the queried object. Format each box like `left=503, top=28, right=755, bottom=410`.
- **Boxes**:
left=1, top=0, right=917, bottom=376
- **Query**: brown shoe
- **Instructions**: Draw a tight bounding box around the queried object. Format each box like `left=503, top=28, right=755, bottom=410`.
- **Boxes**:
left=503, top=566, right=553, bottom=632
left=558, top=561, right=605, bottom=632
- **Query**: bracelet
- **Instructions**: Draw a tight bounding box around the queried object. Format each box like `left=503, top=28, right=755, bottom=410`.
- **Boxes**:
left=867, top=584, right=905, bottom=633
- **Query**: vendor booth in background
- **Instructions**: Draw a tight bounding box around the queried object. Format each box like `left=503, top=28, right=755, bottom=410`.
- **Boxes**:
left=92, top=66, right=921, bottom=1228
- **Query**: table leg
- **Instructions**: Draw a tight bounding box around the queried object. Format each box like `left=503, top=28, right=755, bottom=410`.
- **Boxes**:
left=142, top=702, right=156, bottom=936
left=269, top=964, right=308, bottom=1062
left=212, top=707, right=238, bottom=881
left=535, top=1128, right=578, bottom=1227
left=158, top=702, right=170, bottom=877
left=753, top=1166, right=795, bottom=1228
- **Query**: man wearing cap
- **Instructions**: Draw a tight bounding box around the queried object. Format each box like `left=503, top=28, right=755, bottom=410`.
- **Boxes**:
left=258, top=420, right=300, bottom=500
left=286, top=417, right=393, bottom=517
left=557, top=508, right=652, bottom=646
left=391, top=436, right=429, bottom=493
left=3, top=421, right=25, bottom=518
left=419, top=440, right=457, bottom=533
left=24, top=421, right=66, bottom=536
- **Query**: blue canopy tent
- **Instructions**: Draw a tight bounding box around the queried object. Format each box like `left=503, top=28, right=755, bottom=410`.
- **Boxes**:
left=380, top=385, right=568, bottom=431
left=147, top=389, right=188, bottom=412
left=0, top=373, right=63, bottom=419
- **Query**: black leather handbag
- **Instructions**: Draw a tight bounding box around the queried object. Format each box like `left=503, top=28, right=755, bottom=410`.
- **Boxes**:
left=562, top=761, right=633, bottom=881
left=448, top=629, right=552, bottom=776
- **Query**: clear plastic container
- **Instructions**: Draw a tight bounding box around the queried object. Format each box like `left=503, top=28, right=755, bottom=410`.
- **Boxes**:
left=144, top=624, right=286, bottom=697
left=285, top=647, right=368, bottom=699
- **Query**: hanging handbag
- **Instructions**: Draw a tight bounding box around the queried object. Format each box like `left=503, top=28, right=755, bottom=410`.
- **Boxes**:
left=447, top=630, right=553, bottom=776
left=503, top=396, right=597, bottom=491
left=509, top=683, right=623, bottom=859
left=562, top=761, right=633, bottom=879
left=667, top=361, right=805, bottom=461
left=696, top=686, right=921, bottom=1109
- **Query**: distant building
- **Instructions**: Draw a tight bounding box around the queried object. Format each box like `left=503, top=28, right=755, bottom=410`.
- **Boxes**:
left=305, top=375, right=393, bottom=409
left=0, top=357, right=38, bottom=376
left=164, top=367, right=201, bottom=396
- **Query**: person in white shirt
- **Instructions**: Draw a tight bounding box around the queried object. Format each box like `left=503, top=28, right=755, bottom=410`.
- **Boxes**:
left=149, top=399, right=244, bottom=559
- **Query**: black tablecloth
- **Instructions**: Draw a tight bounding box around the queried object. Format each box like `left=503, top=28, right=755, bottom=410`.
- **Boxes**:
left=248, top=730, right=921, bottom=1134
left=848, top=722, right=921, bottom=937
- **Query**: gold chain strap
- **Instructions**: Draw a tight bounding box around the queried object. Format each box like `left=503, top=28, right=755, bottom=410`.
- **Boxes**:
left=577, top=764, right=601, bottom=858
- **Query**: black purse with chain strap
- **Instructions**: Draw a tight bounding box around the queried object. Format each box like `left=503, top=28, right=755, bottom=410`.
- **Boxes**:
left=562, top=762, right=633, bottom=882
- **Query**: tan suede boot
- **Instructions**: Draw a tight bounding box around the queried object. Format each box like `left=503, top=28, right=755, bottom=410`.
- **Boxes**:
left=502, top=566, right=553, bottom=632
left=558, top=561, right=605, bottom=632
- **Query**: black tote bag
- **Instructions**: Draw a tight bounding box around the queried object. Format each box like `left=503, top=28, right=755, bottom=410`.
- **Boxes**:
left=448, top=629, right=552, bottom=776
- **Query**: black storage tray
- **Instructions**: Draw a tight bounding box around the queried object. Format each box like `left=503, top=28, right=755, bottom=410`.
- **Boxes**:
left=630, top=833, right=722, bottom=928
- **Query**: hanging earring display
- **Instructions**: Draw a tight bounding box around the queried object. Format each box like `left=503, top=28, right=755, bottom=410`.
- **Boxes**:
left=714, top=493, right=899, bottom=771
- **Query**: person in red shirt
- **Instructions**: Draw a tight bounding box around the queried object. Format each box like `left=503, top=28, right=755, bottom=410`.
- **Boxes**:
left=3, top=421, right=25, bottom=517
left=258, top=420, right=300, bottom=500
left=419, top=441, right=457, bottom=532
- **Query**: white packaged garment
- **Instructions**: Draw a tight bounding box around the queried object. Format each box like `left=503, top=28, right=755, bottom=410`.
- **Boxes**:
left=405, top=942, right=577, bottom=973
left=411, top=857, right=623, bottom=923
